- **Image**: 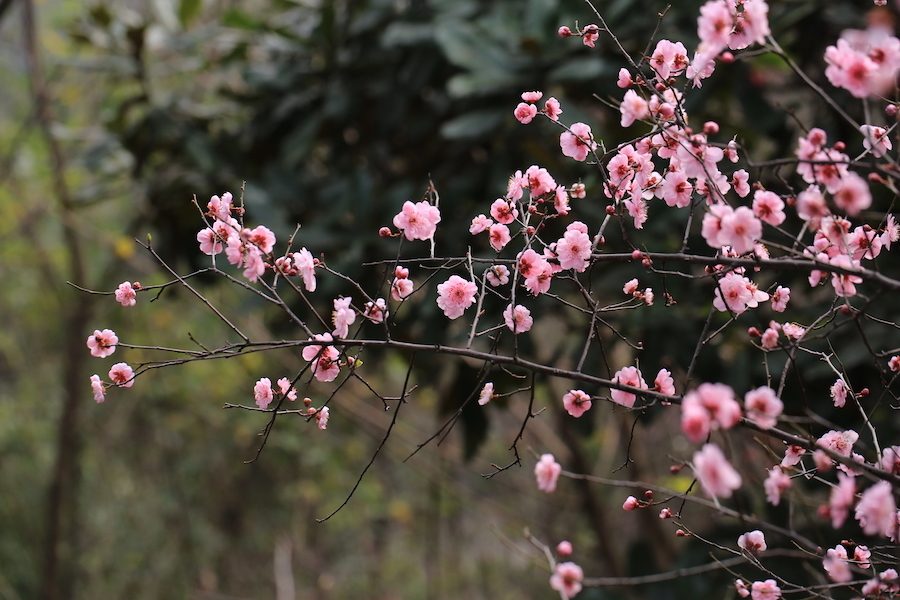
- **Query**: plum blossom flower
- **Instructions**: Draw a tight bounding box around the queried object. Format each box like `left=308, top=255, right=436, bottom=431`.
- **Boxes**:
left=555, top=226, right=592, bottom=272
left=752, top=191, right=786, bottom=226
left=315, top=406, right=330, bottom=430
left=654, top=369, right=675, bottom=395
left=277, top=377, right=298, bottom=401
left=109, top=363, right=134, bottom=388
left=486, top=265, right=510, bottom=287
left=90, top=374, right=105, bottom=403
left=469, top=214, right=493, bottom=235
left=620, top=89, right=649, bottom=127
left=363, top=298, right=387, bottom=324
left=611, top=366, right=648, bottom=408
left=87, top=329, right=118, bottom=358
left=302, top=334, right=341, bottom=382
left=770, top=286, right=790, bottom=312
left=581, top=24, right=599, bottom=47
left=824, top=545, right=852, bottom=582
left=514, top=102, right=538, bottom=124
left=735, top=580, right=750, bottom=598
left=206, top=192, right=233, bottom=221
left=744, top=386, right=783, bottom=429
left=681, top=382, right=742, bottom=443
left=713, top=272, right=769, bottom=314
left=563, top=389, right=592, bottom=418
left=291, top=248, right=317, bottom=292
left=254, top=377, right=274, bottom=409
left=524, top=165, right=557, bottom=197
left=115, top=282, right=137, bottom=307
left=764, top=467, right=791, bottom=506
left=832, top=171, right=872, bottom=217
left=478, top=382, right=494, bottom=406
left=550, top=562, right=584, bottom=599
left=556, top=541, right=573, bottom=556
left=560, top=123, right=597, bottom=161
left=544, top=97, right=562, bottom=121
left=738, top=530, right=767, bottom=554
left=693, top=443, right=742, bottom=498
left=830, top=378, right=849, bottom=408
left=503, top=304, right=533, bottom=333
left=392, top=200, right=441, bottom=241
left=750, top=580, right=781, bottom=600
left=521, top=91, right=542, bottom=103
left=830, top=471, right=856, bottom=528
left=623, top=279, right=639, bottom=295
left=436, top=275, right=477, bottom=320
left=861, top=124, right=892, bottom=157
left=856, top=481, right=897, bottom=536
left=535, top=453, right=562, bottom=492
left=332, top=297, right=356, bottom=338
left=488, top=224, right=511, bottom=252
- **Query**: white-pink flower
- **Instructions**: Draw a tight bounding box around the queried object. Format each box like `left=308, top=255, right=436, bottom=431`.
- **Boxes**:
left=744, top=386, right=783, bottom=430
left=109, top=363, right=134, bottom=388
left=514, top=102, right=538, bottom=124
left=764, top=467, right=791, bottom=506
left=555, top=227, right=592, bottom=272
left=436, top=275, right=477, bottom=320
left=316, top=406, right=330, bottom=430
left=737, top=530, right=767, bottom=554
left=750, top=579, right=781, bottom=600
left=254, top=377, right=274, bottom=409
left=550, top=562, right=584, bottom=599
left=90, top=374, right=106, bottom=403
left=115, top=282, right=137, bottom=307
left=332, top=297, right=356, bottom=338
left=856, top=481, right=897, bottom=536
left=392, top=200, right=441, bottom=241
left=563, top=389, right=592, bottom=418
left=87, top=328, right=118, bottom=358
left=560, top=123, right=597, bottom=161
left=611, top=366, right=648, bottom=408
left=478, top=382, right=494, bottom=406
left=503, top=304, right=533, bottom=333
left=535, top=453, right=562, bottom=493
left=693, top=443, right=742, bottom=498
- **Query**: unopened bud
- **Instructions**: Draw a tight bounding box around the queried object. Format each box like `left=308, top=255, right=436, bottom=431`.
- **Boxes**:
left=858, top=388, right=869, bottom=397
left=886, top=103, right=898, bottom=117
left=833, top=141, right=846, bottom=151
left=659, top=508, right=673, bottom=519
left=379, top=227, right=393, bottom=237
left=132, top=282, right=142, bottom=290
left=622, top=496, right=639, bottom=511
left=748, top=327, right=761, bottom=337
left=675, top=529, right=689, bottom=537
left=303, top=397, right=312, bottom=407
left=606, top=205, right=616, bottom=215
left=703, top=121, right=719, bottom=135
left=641, top=258, right=652, bottom=268
left=525, top=226, right=535, bottom=236
left=644, top=490, right=653, bottom=500
left=558, top=26, right=572, bottom=37
left=631, top=249, right=643, bottom=260
left=720, top=52, right=734, bottom=63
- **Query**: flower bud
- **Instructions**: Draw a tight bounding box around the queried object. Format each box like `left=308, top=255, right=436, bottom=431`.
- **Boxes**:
left=379, top=227, right=393, bottom=237
left=558, top=26, right=572, bottom=37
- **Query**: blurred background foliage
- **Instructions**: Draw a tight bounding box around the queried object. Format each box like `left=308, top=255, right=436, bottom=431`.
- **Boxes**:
left=3, top=0, right=900, bottom=598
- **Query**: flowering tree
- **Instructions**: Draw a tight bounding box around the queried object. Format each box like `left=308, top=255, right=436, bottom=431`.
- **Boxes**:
left=79, top=0, right=900, bottom=597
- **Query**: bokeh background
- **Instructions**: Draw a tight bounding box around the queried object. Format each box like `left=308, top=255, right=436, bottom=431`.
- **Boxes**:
left=2, top=0, right=898, bottom=598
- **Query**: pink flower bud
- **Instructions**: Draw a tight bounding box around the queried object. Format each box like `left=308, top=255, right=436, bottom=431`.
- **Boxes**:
left=623, top=496, right=639, bottom=511
left=379, top=227, right=392, bottom=237
left=886, top=103, right=898, bottom=117
left=721, top=52, right=734, bottom=63
left=556, top=540, right=573, bottom=556
left=703, top=121, right=719, bottom=135
left=558, top=26, right=572, bottom=37
left=631, top=249, right=643, bottom=260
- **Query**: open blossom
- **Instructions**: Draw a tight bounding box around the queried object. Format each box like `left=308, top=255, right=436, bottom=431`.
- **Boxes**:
left=611, top=366, right=648, bottom=408
left=535, top=453, right=562, bottom=493
left=490, top=198, right=518, bottom=224
left=713, top=272, right=769, bottom=314
left=750, top=580, right=781, bottom=600
left=764, top=467, right=791, bottom=506
left=555, top=227, right=592, bottom=272
left=332, top=297, right=356, bottom=338
left=277, top=377, right=298, bottom=401
left=752, top=191, right=785, bottom=226
left=560, top=123, right=597, bottom=161
left=291, top=248, right=316, bottom=292
left=206, top=192, right=233, bottom=221
left=681, top=382, right=742, bottom=443
left=833, top=171, right=872, bottom=217
left=393, top=200, right=441, bottom=241
left=550, top=562, right=584, bottom=599
left=581, top=24, right=599, bottom=47
left=109, top=363, right=134, bottom=388
left=563, top=389, right=592, bottom=418
left=115, top=282, right=137, bottom=307
left=478, top=382, right=494, bottom=406
left=87, top=328, right=118, bottom=358
left=436, top=275, right=477, bottom=319
left=830, top=471, right=856, bottom=528
left=744, top=386, right=782, bottom=430
left=738, top=530, right=767, bottom=554
left=654, top=369, right=675, bottom=395
left=363, top=298, right=387, bottom=324
left=817, top=429, right=859, bottom=457
left=856, top=480, right=898, bottom=536
left=824, top=545, right=852, bottom=582
left=302, top=334, right=341, bottom=382
left=254, top=377, right=274, bottom=409
left=486, top=265, right=510, bottom=287
left=620, top=89, right=649, bottom=127
left=693, top=443, right=742, bottom=498
left=503, top=304, right=533, bottom=333
left=544, top=97, right=562, bottom=120
left=861, top=124, right=892, bottom=157
left=90, top=374, right=106, bottom=403
left=469, top=214, right=493, bottom=235
left=830, top=378, right=849, bottom=408
left=488, top=224, right=511, bottom=252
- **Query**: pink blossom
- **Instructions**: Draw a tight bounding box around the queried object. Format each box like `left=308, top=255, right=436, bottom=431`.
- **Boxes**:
left=719, top=206, right=763, bottom=255
left=681, top=382, right=741, bottom=442
left=620, top=89, right=649, bottom=127
left=570, top=182, right=586, bottom=199
left=861, top=124, right=892, bottom=157
left=392, top=200, right=441, bottom=241
left=206, top=192, right=233, bottom=221
left=555, top=228, right=592, bottom=271
left=292, top=248, right=317, bottom=292
left=469, top=214, right=493, bottom=234
left=654, top=369, right=675, bottom=395
left=488, top=224, right=511, bottom=252
left=560, top=123, right=597, bottom=161
left=830, top=378, right=849, bottom=408
left=514, top=102, right=538, bottom=124
left=246, top=225, right=276, bottom=254
left=829, top=255, right=863, bottom=297
left=563, top=389, right=592, bottom=418
left=525, top=165, right=557, bottom=197
left=556, top=541, right=573, bottom=556
left=478, top=382, right=494, bottom=406
left=855, top=545, right=872, bottom=569
left=332, top=297, right=356, bottom=338
left=848, top=225, right=883, bottom=261
left=436, top=275, right=477, bottom=320
left=693, top=443, right=742, bottom=498
left=581, top=24, right=599, bottom=47
left=781, top=445, right=805, bottom=467
left=752, top=191, right=786, bottom=226
left=315, top=406, right=330, bottom=430
left=761, top=326, right=779, bottom=349
left=750, top=579, right=781, bottom=600
left=890, top=356, right=900, bottom=372
left=554, top=186, right=570, bottom=215
left=659, top=170, right=693, bottom=208
left=881, top=214, right=899, bottom=249
left=650, top=39, right=689, bottom=79
left=611, top=366, right=648, bottom=408
left=115, top=282, right=137, bottom=307
left=90, top=374, right=105, bottom=403
left=830, top=472, right=857, bottom=528
left=817, top=429, right=859, bottom=457
left=617, top=68, right=633, bottom=88
left=486, top=265, right=510, bottom=287
left=363, top=298, right=387, bottom=324
left=197, top=227, right=223, bottom=255
left=108, top=362, right=134, bottom=388
left=302, top=334, right=341, bottom=382
left=623, top=279, right=639, bottom=295
left=856, top=480, right=897, bottom=536
left=825, top=38, right=880, bottom=98
left=535, top=453, right=562, bottom=493
left=833, top=171, right=872, bottom=217
left=87, top=329, right=118, bottom=358
left=764, top=467, right=791, bottom=506
left=550, top=562, right=583, bottom=599
left=880, top=446, right=900, bottom=474
left=732, top=169, right=750, bottom=197
left=782, top=322, right=805, bottom=339
left=624, top=197, right=648, bottom=229
left=770, top=286, right=789, bottom=312
left=738, top=530, right=767, bottom=554
left=713, top=272, right=768, bottom=314
left=744, top=386, right=783, bottom=430
left=796, top=186, right=830, bottom=230
left=521, top=91, right=542, bottom=103
left=824, top=545, right=852, bottom=582
left=544, top=97, right=562, bottom=121
left=735, top=580, right=750, bottom=598
left=391, top=277, right=413, bottom=302
left=277, top=377, right=298, bottom=401
left=622, top=495, right=639, bottom=511
left=503, top=304, right=533, bottom=333
left=254, top=377, right=274, bottom=409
